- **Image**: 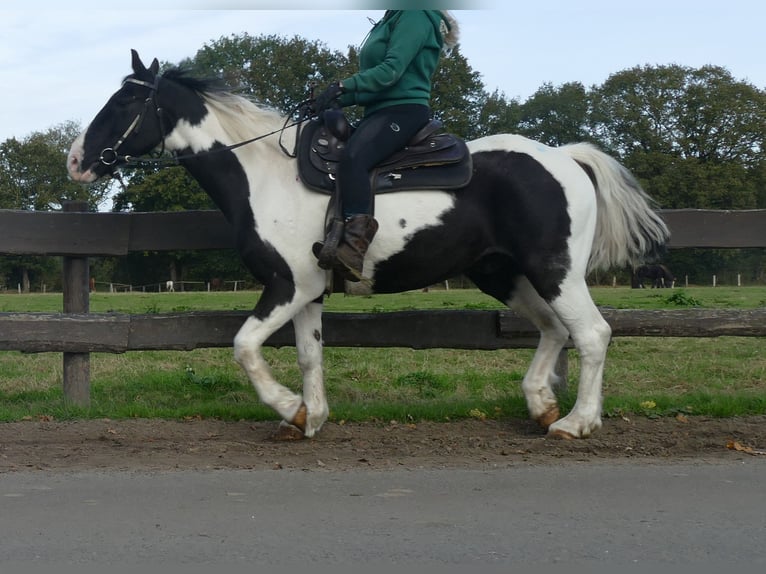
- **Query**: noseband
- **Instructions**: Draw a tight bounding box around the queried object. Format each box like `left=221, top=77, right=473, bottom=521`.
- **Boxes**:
left=99, top=75, right=166, bottom=167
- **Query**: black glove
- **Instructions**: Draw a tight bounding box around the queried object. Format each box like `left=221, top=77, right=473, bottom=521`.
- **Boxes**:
left=312, top=81, right=343, bottom=114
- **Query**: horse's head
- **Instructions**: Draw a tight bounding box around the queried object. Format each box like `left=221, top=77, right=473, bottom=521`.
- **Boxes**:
left=68, top=50, right=165, bottom=183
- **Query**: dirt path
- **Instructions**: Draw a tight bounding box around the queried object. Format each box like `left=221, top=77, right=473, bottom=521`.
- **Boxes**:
left=2, top=414, right=765, bottom=472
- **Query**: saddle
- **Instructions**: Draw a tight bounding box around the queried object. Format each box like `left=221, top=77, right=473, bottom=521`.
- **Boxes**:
left=296, top=110, right=473, bottom=195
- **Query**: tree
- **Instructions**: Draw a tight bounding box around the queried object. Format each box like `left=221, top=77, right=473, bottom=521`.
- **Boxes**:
left=0, top=122, right=112, bottom=211
left=112, top=165, right=213, bottom=213
left=474, top=89, right=522, bottom=137
left=517, top=82, right=591, bottom=146
left=188, top=33, right=354, bottom=115
left=0, top=122, right=113, bottom=291
left=589, top=64, right=766, bottom=210
left=430, top=46, right=486, bottom=139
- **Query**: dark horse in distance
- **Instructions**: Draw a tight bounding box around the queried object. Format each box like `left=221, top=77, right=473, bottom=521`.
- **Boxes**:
left=632, top=264, right=675, bottom=288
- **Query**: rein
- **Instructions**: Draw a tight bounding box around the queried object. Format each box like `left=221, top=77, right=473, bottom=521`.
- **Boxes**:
left=100, top=75, right=312, bottom=169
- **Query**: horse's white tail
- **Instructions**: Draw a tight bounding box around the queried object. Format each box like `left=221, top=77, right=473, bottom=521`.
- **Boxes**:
left=563, top=142, right=670, bottom=272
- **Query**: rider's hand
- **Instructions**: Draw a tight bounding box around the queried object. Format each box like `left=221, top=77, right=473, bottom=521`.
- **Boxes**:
left=312, top=81, right=343, bottom=114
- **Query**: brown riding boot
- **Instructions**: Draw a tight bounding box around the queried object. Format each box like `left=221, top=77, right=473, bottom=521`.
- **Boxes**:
left=333, top=214, right=379, bottom=282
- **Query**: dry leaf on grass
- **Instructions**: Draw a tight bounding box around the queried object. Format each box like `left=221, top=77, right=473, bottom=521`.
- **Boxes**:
left=726, top=440, right=766, bottom=456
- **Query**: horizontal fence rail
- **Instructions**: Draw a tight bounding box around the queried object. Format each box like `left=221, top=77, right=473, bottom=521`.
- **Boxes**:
left=1, top=204, right=765, bottom=405
left=1, top=208, right=765, bottom=256
left=2, top=309, right=766, bottom=355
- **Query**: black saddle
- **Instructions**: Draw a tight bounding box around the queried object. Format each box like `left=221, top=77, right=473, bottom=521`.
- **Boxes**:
left=296, top=110, right=473, bottom=195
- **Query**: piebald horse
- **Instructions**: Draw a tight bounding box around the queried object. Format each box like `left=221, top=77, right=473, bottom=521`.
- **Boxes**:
left=67, top=51, right=669, bottom=439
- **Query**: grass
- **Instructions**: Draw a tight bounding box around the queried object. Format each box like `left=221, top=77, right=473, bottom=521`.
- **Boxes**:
left=0, top=286, right=764, bottom=423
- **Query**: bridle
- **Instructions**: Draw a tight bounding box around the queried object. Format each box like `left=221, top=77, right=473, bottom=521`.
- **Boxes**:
left=98, top=74, right=313, bottom=170
left=99, top=75, right=166, bottom=167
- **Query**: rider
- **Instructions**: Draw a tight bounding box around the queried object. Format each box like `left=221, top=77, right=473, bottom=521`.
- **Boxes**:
left=312, top=9, right=459, bottom=281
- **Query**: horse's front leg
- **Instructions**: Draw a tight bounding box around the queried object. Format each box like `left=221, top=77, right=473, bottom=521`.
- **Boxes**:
left=233, top=285, right=316, bottom=433
left=291, top=299, right=329, bottom=437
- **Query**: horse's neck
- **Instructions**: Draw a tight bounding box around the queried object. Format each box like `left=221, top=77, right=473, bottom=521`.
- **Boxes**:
left=169, top=105, right=313, bottom=227
left=163, top=92, right=290, bottom=151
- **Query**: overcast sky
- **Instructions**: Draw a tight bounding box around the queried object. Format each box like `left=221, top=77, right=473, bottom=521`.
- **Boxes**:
left=1, top=0, right=764, bottom=142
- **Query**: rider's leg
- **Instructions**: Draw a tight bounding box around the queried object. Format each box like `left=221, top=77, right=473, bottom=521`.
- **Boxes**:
left=331, top=104, right=430, bottom=281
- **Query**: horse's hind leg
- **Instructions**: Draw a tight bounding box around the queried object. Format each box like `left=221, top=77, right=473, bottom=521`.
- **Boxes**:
left=546, top=279, right=612, bottom=439
left=508, top=278, right=570, bottom=429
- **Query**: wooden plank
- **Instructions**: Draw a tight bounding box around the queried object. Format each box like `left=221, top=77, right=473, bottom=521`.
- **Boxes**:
left=0, top=209, right=235, bottom=256
left=0, top=210, right=131, bottom=256
left=321, top=310, right=531, bottom=350
left=3, top=308, right=766, bottom=355
left=127, top=310, right=532, bottom=351
left=661, top=209, right=766, bottom=248
left=127, top=211, right=236, bottom=251
left=599, top=308, right=766, bottom=337
left=0, top=313, right=130, bottom=353
left=127, top=311, right=254, bottom=351
left=0, top=310, right=534, bottom=353
left=1, top=208, right=764, bottom=257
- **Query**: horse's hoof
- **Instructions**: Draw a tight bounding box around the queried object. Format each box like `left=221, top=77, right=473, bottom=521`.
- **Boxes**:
left=547, top=428, right=577, bottom=440
left=536, top=406, right=560, bottom=430
left=291, top=403, right=308, bottom=432
left=272, top=421, right=305, bottom=441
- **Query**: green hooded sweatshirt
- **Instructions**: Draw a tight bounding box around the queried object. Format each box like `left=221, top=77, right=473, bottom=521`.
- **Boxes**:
left=338, top=10, right=448, bottom=116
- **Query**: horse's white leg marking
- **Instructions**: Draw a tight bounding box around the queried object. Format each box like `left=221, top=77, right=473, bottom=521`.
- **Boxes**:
left=509, top=278, right=570, bottom=428
left=547, top=279, right=611, bottom=438
left=292, top=301, right=329, bottom=437
left=233, top=313, right=304, bottom=425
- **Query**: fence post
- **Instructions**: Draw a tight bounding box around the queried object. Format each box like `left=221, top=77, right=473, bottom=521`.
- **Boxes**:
left=62, top=200, right=91, bottom=406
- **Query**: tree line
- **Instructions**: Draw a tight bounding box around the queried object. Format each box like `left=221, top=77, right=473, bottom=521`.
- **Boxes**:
left=1, top=33, right=764, bottom=291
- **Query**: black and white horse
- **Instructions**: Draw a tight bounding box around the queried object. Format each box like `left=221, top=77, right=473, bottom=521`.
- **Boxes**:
left=67, top=51, right=669, bottom=439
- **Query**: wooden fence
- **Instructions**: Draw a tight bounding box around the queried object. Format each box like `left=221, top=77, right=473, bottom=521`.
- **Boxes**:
left=1, top=202, right=765, bottom=405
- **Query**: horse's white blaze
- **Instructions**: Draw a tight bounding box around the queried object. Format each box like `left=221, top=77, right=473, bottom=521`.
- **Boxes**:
left=66, top=132, right=98, bottom=183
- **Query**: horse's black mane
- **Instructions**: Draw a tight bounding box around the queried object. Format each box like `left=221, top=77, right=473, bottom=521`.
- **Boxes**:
left=161, top=66, right=230, bottom=95
left=159, top=65, right=285, bottom=119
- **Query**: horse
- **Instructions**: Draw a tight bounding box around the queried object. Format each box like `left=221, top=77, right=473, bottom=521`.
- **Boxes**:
left=67, top=50, right=669, bottom=439
left=632, top=264, right=675, bottom=288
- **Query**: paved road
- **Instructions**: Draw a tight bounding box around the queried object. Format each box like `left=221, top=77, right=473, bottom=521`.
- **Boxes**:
left=1, top=460, right=764, bottom=566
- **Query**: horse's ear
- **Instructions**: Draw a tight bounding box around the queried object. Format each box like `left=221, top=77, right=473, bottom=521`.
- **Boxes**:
left=149, top=58, right=160, bottom=76
left=131, top=49, right=147, bottom=74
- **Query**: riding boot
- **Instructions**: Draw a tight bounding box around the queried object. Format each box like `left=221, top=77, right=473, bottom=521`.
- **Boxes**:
left=333, top=214, right=379, bottom=282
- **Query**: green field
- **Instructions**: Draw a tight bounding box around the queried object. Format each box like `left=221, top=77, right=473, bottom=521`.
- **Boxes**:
left=0, top=286, right=764, bottom=423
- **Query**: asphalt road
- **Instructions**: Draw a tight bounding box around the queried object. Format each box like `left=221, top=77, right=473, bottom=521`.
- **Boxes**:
left=1, top=460, right=765, bottom=566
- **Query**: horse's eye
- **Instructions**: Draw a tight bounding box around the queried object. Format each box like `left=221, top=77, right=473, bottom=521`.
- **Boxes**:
left=116, top=93, right=140, bottom=105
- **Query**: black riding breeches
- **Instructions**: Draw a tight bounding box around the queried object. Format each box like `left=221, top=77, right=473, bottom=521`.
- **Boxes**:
left=337, top=103, right=430, bottom=218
